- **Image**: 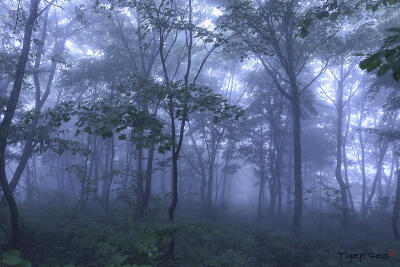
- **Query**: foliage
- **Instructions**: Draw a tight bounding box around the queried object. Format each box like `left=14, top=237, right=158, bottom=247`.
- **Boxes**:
left=9, top=203, right=400, bottom=266
left=360, top=27, right=400, bottom=81
left=74, top=74, right=242, bottom=153
left=297, top=0, right=400, bottom=82
left=1, top=250, right=31, bottom=267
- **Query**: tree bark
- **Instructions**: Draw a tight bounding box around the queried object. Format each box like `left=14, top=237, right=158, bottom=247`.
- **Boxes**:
left=105, top=136, right=115, bottom=212
left=136, top=147, right=144, bottom=215
left=392, top=169, right=400, bottom=240
left=335, top=80, right=349, bottom=226
left=9, top=23, right=69, bottom=194
left=0, top=0, right=40, bottom=249
left=291, top=97, right=302, bottom=239
left=365, top=140, right=389, bottom=213
left=207, top=152, right=217, bottom=215
left=140, top=143, right=155, bottom=217
left=257, top=125, right=266, bottom=221
left=387, top=153, right=397, bottom=199
left=343, top=104, right=355, bottom=213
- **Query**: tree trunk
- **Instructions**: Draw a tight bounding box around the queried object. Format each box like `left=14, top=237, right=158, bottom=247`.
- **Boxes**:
left=257, top=172, right=266, bottom=222
left=276, top=146, right=283, bottom=217
left=123, top=138, right=132, bottom=195
left=0, top=0, right=40, bottom=249
left=335, top=83, right=349, bottom=226
left=9, top=25, right=68, bottom=194
left=207, top=155, right=216, bottom=215
left=342, top=142, right=355, bottom=212
left=392, top=169, right=400, bottom=240
left=387, top=154, right=397, bottom=199
left=169, top=148, right=179, bottom=222
left=189, top=132, right=207, bottom=209
left=291, top=97, right=302, bottom=239
left=79, top=135, right=92, bottom=212
left=358, top=99, right=367, bottom=216
left=257, top=125, right=266, bottom=221
left=365, top=140, right=389, bottom=213
left=221, top=155, right=230, bottom=209
left=84, top=136, right=96, bottom=205
left=136, top=147, right=144, bottom=215
left=105, top=136, right=115, bottom=212
left=140, top=143, right=156, bottom=217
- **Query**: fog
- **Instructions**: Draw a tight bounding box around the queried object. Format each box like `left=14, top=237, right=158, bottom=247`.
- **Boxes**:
left=1, top=0, right=400, bottom=266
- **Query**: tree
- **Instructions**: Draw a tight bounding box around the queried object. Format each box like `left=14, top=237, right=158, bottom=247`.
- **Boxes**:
left=319, top=53, right=359, bottom=225
left=219, top=0, right=333, bottom=238
left=0, top=0, right=57, bottom=249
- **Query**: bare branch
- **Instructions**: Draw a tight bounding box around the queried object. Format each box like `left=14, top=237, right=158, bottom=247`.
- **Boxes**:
left=300, top=58, right=330, bottom=95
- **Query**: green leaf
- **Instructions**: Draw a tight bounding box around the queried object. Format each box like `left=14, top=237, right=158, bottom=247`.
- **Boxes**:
left=359, top=54, right=382, bottom=72
left=372, top=3, right=380, bottom=11
left=2, top=250, right=22, bottom=265
left=329, top=12, right=340, bottom=21
left=377, top=64, right=391, bottom=76
left=299, top=28, right=308, bottom=38
left=20, top=260, right=32, bottom=267
left=392, top=60, right=400, bottom=81
left=315, top=11, right=329, bottom=19
left=366, top=3, right=374, bottom=10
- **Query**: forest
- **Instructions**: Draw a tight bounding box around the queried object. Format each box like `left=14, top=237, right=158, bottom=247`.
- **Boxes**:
left=1, top=0, right=400, bottom=266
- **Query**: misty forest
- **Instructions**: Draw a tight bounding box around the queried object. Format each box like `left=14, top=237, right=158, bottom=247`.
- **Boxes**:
left=2, top=0, right=400, bottom=266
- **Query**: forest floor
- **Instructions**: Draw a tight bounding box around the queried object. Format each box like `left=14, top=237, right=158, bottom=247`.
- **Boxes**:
left=1, top=199, right=400, bottom=266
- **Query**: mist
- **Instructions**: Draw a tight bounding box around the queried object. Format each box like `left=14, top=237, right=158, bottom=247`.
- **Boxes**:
left=1, top=0, right=400, bottom=266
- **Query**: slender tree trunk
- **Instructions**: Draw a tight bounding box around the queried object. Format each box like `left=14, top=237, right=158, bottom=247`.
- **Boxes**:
left=207, top=154, right=216, bottom=215
left=25, top=161, right=33, bottom=203
left=9, top=28, right=68, bottom=194
left=378, top=169, right=383, bottom=200
left=257, top=172, right=266, bottom=222
left=201, top=172, right=207, bottom=209
left=123, top=137, right=132, bottom=195
left=189, top=132, right=207, bottom=209
left=387, top=154, right=397, bottom=199
left=0, top=0, right=40, bottom=249
left=93, top=142, right=99, bottom=200
left=84, top=136, right=96, bottom=204
left=357, top=100, right=367, bottom=216
left=79, top=136, right=92, bottom=212
left=105, top=136, right=115, bottom=212
left=335, top=83, right=349, bottom=226
left=140, top=143, right=155, bottom=217
left=221, top=155, right=230, bottom=209
left=257, top=125, right=266, bottom=221
left=136, top=147, right=144, bottom=215
left=365, top=140, right=389, bottom=213
left=342, top=143, right=355, bottom=212
left=276, top=145, right=283, bottom=217
left=392, top=169, right=400, bottom=240
left=291, top=96, right=302, bottom=239
left=169, top=150, right=179, bottom=222
left=286, top=163, right=292, bottom=213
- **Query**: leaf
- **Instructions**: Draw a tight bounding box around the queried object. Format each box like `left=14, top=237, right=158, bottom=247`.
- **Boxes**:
left=377, top=64, right=391, bottom=76
left=329, top=12, right=340, bottom=21
left=359, top=54, right=382, bottom=72
left=315, top=11, right=329, bottom=19
left=372, top=3, right=380, bottom=11
left=108, top=254, right=128, bottom=266
left=21, top=260, right=32, bottom=267
left=392, top=60, right=400, bottom=81
left=299, top=28, right=308, bottom=38
left=2, top=250, right=22, bottom=265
